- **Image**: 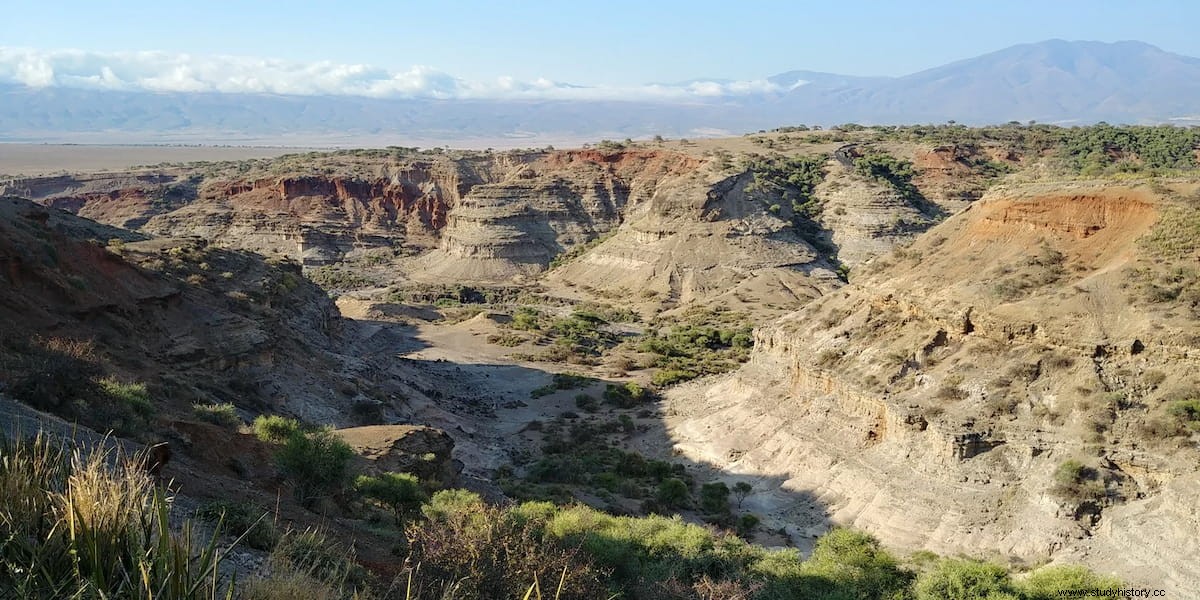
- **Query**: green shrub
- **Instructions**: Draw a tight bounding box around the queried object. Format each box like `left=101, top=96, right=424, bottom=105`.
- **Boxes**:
left=915, top=559, right=1017, bottom=600
left=736, top=513, right=760, bottom=537
left=553, top=372, right=593, bottom=389
left=253, top=414, right=302, bottom=443
left=408, top=496, right=607, bottom=599
left=192, top=402, right=241, bottom=429
left=355, top=472, right=427, bottom=522
left=98, top=377, right=154, bottom=418
left=421, top=489, right=487, bottom=522
left=652, top=368, right=696, bottom=387
left=275, top=429, right=355, bottom=506
left=1051, top=460, right=1106, bottom=503
left=699, top=482, right=730, bottom=514
left=655, top=478, right=691, bottom=509
left=603, top=382, right=650, bottom=408
left=1020, top=565, right=1123, bottom=599
left=510, top=307, right=542, bottom=330
left=531, top=371, right=595, bottom=399
left=574, top=394, right=600, bottom=413
left=1167, top=398, right=1200, bottom=429
left=803, top=528, right=915, bottom=599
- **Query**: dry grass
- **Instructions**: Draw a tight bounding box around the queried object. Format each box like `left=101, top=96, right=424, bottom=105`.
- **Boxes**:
left=0, top=433, right=230, bottom=599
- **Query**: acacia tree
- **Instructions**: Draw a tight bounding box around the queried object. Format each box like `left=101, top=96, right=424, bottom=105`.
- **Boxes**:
left=354, top=472, right=426, bottom=523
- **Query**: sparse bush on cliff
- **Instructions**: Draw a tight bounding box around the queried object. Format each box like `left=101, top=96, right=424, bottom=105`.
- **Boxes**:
left=192, top=402, right=241, bottom=429
left=253, top=414, right=303, bottom=443
left=1167, top=398, right=1200, bottom=430
left=1050, top=459, right=1106, bottom=503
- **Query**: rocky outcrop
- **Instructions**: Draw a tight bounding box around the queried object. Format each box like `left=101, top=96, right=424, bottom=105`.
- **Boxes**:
left=335, top=424, right=462, bottom=488
left=813, top=162, right=934, bottom=267
left=545, top=170, right=842, bottom=311
left=0, top=196, right=366, bottom=425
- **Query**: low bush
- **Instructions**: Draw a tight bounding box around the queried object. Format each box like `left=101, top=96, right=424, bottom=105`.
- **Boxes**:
left=603, top=382, right=651, bottom=408
left=1020, top=565, right=1123, bottom=599
left=915, top=559, right=1016, bottom=600
left=1167, top=398, right=1200, bottom=430
left=275, top=428, right=355, bottom=506
left=1051, top=460, right=1106, bottom=503
left=253, top=414, right=303, bottom=443
left=656, top=478, right=691, bottom=509
left=531, top=371, right=595, bottom=398
left=96, top=377, right=155, bottom=435
left=192, top=402, right=241, bottom=429
left=407, top=492, right=607, bottom=600
left=699, top=481, right=731, bottom=514
left=802, top=528, right=915, bottom=599
left=574, top=394, right=600, bottom=413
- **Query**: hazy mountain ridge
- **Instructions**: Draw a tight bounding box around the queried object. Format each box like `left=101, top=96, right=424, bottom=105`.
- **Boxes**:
left=4, top=40, right=1200, bottom=143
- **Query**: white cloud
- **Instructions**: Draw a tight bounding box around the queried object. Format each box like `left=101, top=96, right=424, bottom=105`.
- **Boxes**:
left=0, top=47, right=785, bottom=102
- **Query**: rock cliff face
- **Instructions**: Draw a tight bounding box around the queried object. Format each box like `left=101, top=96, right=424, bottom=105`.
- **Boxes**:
left=139, top=159, right=495, bottom=266
left=668, top=183, right=1200, bottom=588
left=0, top=196, right=386, bottom=425
left=4, top=147, right=976, bottom=307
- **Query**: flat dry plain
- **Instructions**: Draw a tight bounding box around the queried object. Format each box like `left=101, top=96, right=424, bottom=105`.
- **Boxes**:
left=0, top=144, right=315, bottom=177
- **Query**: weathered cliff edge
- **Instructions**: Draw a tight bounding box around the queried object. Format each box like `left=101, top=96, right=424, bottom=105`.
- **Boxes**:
left=668, top=183, right=1200, bottom=589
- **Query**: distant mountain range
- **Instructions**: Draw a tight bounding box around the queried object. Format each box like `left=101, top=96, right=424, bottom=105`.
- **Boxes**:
left=3, top=40, right=1199, bottom=145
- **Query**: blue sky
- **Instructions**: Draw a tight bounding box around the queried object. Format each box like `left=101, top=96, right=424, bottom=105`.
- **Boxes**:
left=3, top=0, right=1197, bottom=86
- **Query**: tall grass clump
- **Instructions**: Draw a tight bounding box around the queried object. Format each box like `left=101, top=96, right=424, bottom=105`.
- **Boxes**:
left=0, top=433, right=230, bottom=599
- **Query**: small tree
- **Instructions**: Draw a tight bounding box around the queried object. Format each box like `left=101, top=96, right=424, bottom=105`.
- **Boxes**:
left=732, top=481, right=753, bottom=508
left=276, top=429, right=354, bottom=507
left=355, top=472, right=426, bottom=523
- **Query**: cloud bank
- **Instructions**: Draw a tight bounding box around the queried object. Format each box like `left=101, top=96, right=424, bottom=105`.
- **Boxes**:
left=0, top=47, right=794, bottom=101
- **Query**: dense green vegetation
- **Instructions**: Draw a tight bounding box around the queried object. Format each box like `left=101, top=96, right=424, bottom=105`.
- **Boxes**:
left=637, top=308, right=755, bottom=386
left=504, top=415, right=693, bottom=511
left=744, top=154, right=828, bottom=219
left=507, top=309, right=625, bottom=364
left=404, top=490, right=1123, bottom=600
left=252, top=415, right=355, bottom=507
left=778, top=122, right=1200, bottom=176
left=354, top=472, right=427, bottom=523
